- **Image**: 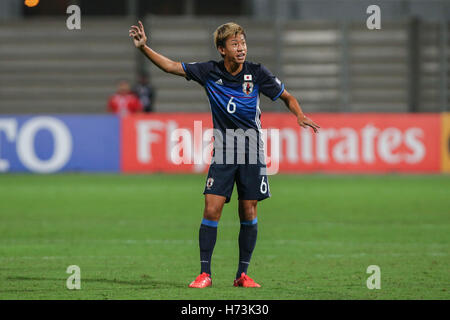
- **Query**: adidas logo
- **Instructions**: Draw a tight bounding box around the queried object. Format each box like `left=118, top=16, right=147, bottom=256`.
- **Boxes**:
left=215, top=79, right=223, bottom=85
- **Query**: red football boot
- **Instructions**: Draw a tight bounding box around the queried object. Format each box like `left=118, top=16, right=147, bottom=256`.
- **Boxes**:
left=188, top=272, right=212, bottom=288
left=233, top=273, right=261, bottom=288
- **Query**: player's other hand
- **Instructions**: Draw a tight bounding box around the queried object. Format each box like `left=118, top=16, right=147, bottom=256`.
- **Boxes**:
left=129, top=20, right=147, bottom=48
left=298, top=115, right=320, bottom=133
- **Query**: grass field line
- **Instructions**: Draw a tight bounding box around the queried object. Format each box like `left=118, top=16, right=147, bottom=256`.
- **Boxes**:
left=313, top=252, right=448, bottom=258
left=0, top=255, right=139, bottom=261
left=0, top=239, right=449, bottom=250
left=0, top=238, right=448, bottom=247
left=0, top=251, right=447, bottom=262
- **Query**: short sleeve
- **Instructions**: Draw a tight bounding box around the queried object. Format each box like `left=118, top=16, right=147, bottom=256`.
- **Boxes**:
left=181, top=61, right=213, bottom=86
left=257, top=65, right=285, bottom=101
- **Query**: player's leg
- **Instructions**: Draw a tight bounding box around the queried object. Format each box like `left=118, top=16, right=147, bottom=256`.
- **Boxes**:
left=233, top=164, right=269, bottom=287
left=199, top=194, right=226, bottom=274
left=189, top=194, right=226, bottom=288
left=189, top=163, right=236, bottom=288
left=236, top=199, right=259, bottom=279
left=200, top=163, right=236, bottom=275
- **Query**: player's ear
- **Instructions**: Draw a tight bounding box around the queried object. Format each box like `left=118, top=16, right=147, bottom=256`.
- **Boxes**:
left=217, top=45, right=226, bottom=57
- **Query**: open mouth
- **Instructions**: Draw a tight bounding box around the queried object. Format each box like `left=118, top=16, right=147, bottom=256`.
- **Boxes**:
left=237, top=53, right=246, bottom=60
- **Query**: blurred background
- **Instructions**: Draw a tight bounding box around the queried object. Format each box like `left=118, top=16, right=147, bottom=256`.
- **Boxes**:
left=0, top=0, right=449, bottom=174
left=0, top=0, right=448, bottom=114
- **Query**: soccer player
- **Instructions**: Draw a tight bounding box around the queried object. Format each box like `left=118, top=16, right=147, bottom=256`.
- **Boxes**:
left=129, top=21, right=319, bottom=288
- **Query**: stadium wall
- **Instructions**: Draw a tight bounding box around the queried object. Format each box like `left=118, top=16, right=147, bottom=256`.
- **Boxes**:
left=442, top=113, right=450, bottom=173
left=0, top=113, right=448, bottom=174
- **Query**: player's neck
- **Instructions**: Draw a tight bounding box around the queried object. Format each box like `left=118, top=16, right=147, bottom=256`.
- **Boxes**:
left=223, top=59, right=243, bottom=76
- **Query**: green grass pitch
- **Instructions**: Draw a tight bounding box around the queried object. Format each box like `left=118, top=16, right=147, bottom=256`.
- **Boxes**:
left=0, top=173, right=449, bottom=300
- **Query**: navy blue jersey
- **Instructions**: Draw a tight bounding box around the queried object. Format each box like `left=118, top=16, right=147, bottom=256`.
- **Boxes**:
left=181, top=60, right=284, bottom=161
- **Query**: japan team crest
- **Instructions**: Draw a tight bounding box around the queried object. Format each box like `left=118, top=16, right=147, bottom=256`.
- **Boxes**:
left=206, top=177, right=214, bottom=189
left=242, top=81, right=254, bottom=95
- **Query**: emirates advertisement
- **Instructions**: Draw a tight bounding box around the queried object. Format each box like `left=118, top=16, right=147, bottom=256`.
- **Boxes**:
left=121, top=113, right=442, bottom=174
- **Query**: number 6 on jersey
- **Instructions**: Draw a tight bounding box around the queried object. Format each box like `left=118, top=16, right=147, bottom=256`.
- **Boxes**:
left=227, top=97, right=236, bottom=113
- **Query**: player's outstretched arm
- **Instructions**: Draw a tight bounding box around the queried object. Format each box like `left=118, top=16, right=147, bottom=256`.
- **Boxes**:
left=280, top=89, right=320, bottom=133
left=129, top=21, right=186, bottom=77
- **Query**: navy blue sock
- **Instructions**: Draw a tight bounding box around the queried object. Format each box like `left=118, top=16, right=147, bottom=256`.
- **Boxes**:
left=199, top=218, right=218, bottom=275
left=236, top=218, right=258, bottom=279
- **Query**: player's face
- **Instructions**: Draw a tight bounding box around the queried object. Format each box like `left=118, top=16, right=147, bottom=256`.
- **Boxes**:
left=221, top=33, right=247, bottom=64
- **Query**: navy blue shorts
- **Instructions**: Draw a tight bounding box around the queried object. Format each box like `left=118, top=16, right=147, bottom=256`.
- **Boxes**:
left=203, top=163, right=271, bottom=203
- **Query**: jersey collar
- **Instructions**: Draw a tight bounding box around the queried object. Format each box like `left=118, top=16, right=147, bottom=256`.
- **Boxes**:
left=218, top=60, right=247, bottom=81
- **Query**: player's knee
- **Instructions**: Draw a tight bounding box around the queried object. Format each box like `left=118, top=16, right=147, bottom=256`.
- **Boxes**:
left=240, top=211, right=256, bottom=221
left=239, top=201, right=257, bottom=221
left=203, top=203, right=222, bottom=221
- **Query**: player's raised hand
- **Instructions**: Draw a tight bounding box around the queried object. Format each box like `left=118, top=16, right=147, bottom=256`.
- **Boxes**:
left=129, top=20, right=147, bottom=48
left=298, top=115, right=320, bottom=133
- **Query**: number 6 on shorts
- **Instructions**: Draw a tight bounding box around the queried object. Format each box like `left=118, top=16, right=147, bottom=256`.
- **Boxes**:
left=260, top=176, right=267, bottom=194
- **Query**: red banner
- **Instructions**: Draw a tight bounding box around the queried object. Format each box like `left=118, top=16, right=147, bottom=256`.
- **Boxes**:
left=121, top=113, right=441, bottom=173
left=122, top=113, right=212, bottom=173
